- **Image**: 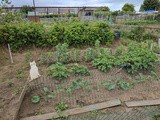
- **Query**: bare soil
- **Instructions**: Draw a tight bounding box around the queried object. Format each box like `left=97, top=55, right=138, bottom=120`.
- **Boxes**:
left=0, top=41, right=160, bottom=120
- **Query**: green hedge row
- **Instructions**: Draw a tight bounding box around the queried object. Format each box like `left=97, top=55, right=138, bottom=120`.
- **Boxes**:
left=0, top=21, right=114, bottom=51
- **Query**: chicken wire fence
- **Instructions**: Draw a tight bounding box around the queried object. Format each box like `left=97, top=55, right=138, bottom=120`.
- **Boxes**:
left=66, top=106, right=160, bottom=120
left=25, top=69, right=160, bottom=120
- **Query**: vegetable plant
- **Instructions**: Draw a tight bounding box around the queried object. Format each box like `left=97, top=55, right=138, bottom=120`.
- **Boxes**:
left=47, top=62, right=70, bottom=80
left=71, top=63, right=90, bottom=76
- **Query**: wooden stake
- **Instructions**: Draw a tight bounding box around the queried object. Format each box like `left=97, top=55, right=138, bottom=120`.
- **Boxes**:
left=8, top=44, right=13, bottom=63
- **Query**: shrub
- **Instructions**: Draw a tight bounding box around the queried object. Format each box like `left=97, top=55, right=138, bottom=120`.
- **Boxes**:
left=0, top=21, right=114, bottom=51
left=47, top=62, right=70, bottom=80
left=117, top=43, right=157, bottom=73
left=63, top=21, right=114, bottom=47
left=128, top=27, right=145, bottom=42
left=71, top=63, right=90, bottom=76
left=92, top=51, right=116, bottom=72
left=1, top=22, right=46, bottom=51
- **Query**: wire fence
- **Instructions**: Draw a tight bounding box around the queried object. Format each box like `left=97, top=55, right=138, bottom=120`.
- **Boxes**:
left=67, top=106, right=160, bottom=120
left=21, top=68, right=160, bottom=119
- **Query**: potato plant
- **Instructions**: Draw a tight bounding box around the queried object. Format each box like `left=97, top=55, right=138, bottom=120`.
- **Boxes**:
left=71, top=63, right=90, bottom=76
left=47, top=62, right=70, bottom=80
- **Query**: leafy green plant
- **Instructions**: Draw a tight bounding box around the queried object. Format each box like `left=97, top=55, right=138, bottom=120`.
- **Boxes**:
left=43, top=87, right=49, bottom=94
left=117, top=79, right=131, bottom=90
left=31, top=87, right=56, bottom=104
left=92, top=54, right=116, bottom=72
left=71, top=63, right=90, bottom=76
left=39, top=52, right=54, bottom=65
left=32, top=96, right=41, bottom=103
left=66, top=79, right=91, bottom=94
left=102, top=81, right=116, bottom=91
left=117, top=43, right=157, bottom=73
left=48, top=94, right=56, bottom=99
left=151, top=71, right=160, bottom=81
left=56, top=102, right=68, bottom=112
left=128, top=27, right=145, bottom=42
left=47, top=62, right=70, bottom=80
left=102, top=77, right=131, bottom=91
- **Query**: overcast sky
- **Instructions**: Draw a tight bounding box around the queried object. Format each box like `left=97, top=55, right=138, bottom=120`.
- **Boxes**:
left=11, top=0, right=144, bottom=11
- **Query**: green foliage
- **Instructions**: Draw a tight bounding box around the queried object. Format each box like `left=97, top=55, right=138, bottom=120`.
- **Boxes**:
left=102, top=81, right=116, bottom=91
left=123, top=20, right=159, bottom=25
left=142, top=0, right=160, bottom=11
left=0, top=21, right=114, bottom=51
left=117, top=43, right=157, bottom=73
left=39, top=52, right=54, bottom=65
left=122, top=3, right=135, bottom=13
left=65, top=79, right=91, bottom=95
left=55, top=43, right=71, bottom=64
left=102, top=77, right=131, bottom=91
left=117, top=79, right=131, bottom=90
left=128, top=27, right=145, bottom=42
left=1, top=22, right=46, bottom=51
left=47, top=62, right=70, bottom=80
left=155, top=14, right=160, bottom=22
left=63, top=21, right=114, bottom=47
left=71, top=63, right=90, bottom=76
left=83, top=48, right=97, bottom=62
left=32, top=96, right=40, bottom=103
left=56, top=102, right=68, bottom=111
left=92, top=50, right=116, bottom=72
left=20, top=5, right=34, bottom=15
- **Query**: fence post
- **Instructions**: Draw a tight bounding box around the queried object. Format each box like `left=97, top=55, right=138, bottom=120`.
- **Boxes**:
left=8, top=44, right=13, bottom=63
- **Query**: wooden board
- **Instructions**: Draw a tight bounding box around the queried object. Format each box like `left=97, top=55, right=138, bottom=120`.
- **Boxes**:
left=21, top=99, right=121, bottom=120
left=125, top=99, right=160, bottom=108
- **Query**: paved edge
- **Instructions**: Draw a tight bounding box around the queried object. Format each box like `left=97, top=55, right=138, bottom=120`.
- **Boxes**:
left=20, top=99, right=121, bottom=120
left=125, top=99, right=160, bottom=108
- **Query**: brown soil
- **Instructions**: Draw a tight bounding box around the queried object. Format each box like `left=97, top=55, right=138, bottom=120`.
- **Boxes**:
left=0, top=41, right=160, bottom=120
left=18, top=66, right=160, bottom=119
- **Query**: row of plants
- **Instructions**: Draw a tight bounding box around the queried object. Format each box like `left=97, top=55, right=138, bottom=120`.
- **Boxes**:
left=39, top=40, right=101, bottom=65
left=45, top=42, right=157, bottom=81
left=47, top=63, right=90, bottom=80
left=93, top=42, right=157, bottom=73
left=0, top=21, right=114, bottom=51
left=122, top=20, right=160, bottom=25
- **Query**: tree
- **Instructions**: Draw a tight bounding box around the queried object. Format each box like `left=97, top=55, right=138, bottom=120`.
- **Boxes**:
left=141, top=0, right=160, bottom=11
left=139, top=4, right=144, bottom=11
left=0, top=0, right=22, bottom=25
left=122, top=3, right=135, bottom=14
left=20, top=5, right=34, bottom=14
left=111, top=10, right=120, bottom=16
left=96, top=6, right=110, bottom=12
left=0, top=0, right=11, bottom=7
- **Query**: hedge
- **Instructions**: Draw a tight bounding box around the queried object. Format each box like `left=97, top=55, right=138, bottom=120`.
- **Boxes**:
left=0, top=21, right=114, bottom=51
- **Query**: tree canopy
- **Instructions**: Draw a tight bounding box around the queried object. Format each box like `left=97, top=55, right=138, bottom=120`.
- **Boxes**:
left=96, top=6, right=110, bottom=12
left=140, top=0, right=160, bottom=11
left=122, top=3, right=135, bottom=14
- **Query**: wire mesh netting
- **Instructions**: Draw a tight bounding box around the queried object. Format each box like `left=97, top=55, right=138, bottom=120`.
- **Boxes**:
left=19, top=67, right=160, bottom=119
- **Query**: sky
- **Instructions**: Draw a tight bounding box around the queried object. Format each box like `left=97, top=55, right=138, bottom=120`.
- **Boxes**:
left=11, top=0, right=144, bottom=11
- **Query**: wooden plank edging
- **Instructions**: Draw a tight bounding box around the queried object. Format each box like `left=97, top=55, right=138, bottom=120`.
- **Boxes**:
left=20, top=99, right=121, bottom=120
left=125, top=99, right=160, bottom=108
